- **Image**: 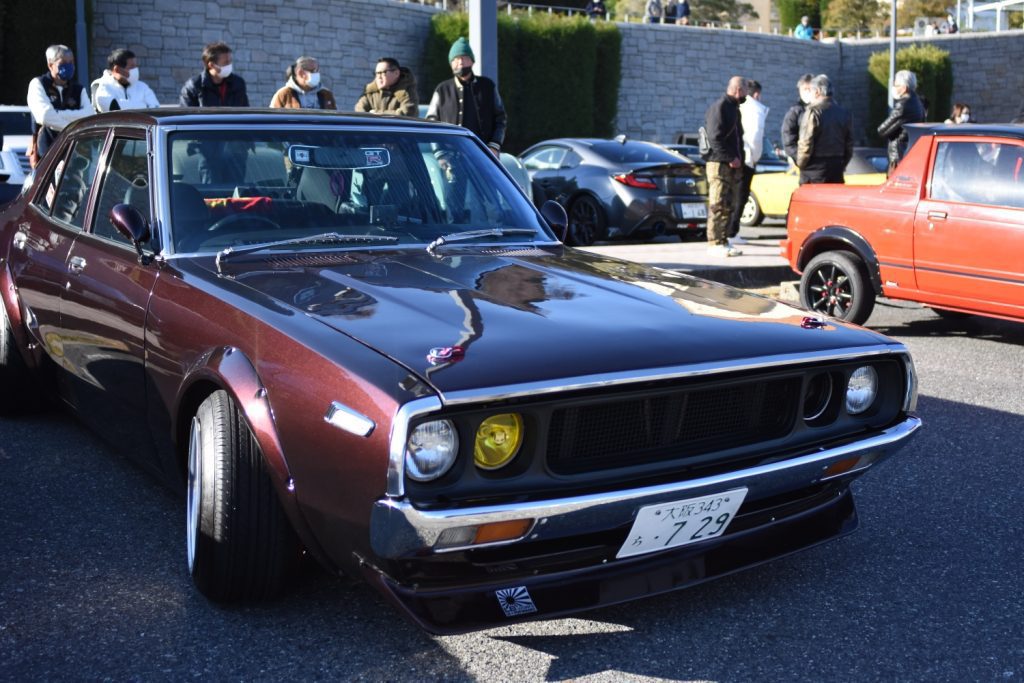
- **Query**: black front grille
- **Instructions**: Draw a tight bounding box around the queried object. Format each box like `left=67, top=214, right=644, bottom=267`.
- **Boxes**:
left=547, top=377, right=801, bottom=474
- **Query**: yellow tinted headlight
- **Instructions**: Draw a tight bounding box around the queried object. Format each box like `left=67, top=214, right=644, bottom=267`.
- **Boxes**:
left=474, top=413, right=523, bottom=470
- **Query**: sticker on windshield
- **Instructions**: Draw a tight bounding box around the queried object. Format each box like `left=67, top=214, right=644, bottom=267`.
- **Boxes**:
left=363, top=148, right=387, bottom=166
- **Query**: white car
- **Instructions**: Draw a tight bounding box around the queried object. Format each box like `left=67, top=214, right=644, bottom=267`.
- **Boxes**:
left=0, top=105, right=33, bottom=199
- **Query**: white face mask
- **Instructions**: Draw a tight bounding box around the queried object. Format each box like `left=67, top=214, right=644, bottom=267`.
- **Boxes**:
left=217, top=63, right=233, bottom=78
left=799, top=90, right=813, bottom=105
left=306, top=71, right=321, bottom=88
left=890, top=87, right=902, bottom=101
left=958, top=112, right=970, bottom=123
left=128, top=67, right=140, bottom=84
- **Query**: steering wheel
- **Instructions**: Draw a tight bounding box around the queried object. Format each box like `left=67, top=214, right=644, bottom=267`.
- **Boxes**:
left=206, top=212, right=281, bottom=234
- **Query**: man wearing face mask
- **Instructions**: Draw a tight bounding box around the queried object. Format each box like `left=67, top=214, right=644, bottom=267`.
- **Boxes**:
left=781, top=74, right=814, bottom=165
left=877, top=70, right=924, bottom=173
left=179, top=42, right=249, bottom=108
left=796, top=74, right=852, bottom=185
left=426, top=37, right=507, bottom=155
left=26, top=44, right=93, bottom=167
left=270, top=56, right=337, bottom=109
left=355, top=57, right=418, bottom=116
left=92, top=49, right=160, bottom=113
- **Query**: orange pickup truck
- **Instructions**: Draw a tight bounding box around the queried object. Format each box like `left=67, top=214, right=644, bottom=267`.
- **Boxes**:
left=783, top=124, right=1024, bottom=325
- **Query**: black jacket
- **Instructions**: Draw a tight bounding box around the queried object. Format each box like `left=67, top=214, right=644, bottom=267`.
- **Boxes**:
left=704, top=94, right=744, bottom=164
left=877, top=92, right=925, bottom=166
left=179, top=71, right=250, bottom=107
left=797, top=97, right=853, bottom=168
left=781, top=100, right=805, bottom=162
left=33, top=72, right=86, bottom=159
left=427, top=76, right=507, bottom=149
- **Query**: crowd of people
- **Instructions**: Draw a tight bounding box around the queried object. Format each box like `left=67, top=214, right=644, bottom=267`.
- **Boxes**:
left=24, top=37, right=508, bottom=168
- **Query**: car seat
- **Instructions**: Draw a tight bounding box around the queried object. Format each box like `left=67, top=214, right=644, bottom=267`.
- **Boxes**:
left=171, top=182, right=211, bottom=250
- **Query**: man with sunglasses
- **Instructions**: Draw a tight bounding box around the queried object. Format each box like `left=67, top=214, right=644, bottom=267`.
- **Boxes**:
left=355, top=57, right=418, bottom=117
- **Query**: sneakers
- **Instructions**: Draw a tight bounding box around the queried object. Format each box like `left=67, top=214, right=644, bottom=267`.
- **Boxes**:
left=729, top=236, right=749, bottom=246
left=708, top=244, right=743, bottom=257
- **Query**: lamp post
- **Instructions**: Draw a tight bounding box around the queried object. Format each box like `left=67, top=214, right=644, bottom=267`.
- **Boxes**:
left=469, top=0, right=498, bottom=85
left=888, top=0, right=897, bottom=108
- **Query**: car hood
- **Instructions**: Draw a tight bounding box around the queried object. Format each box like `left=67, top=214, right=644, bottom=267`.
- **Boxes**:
left=212, top=247, right=897, bottom=400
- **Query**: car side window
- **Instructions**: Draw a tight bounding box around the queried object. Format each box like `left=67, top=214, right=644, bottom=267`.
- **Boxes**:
left=48, top=136, right=106, bottom=229
left=92, top=137, right=150, bottom=244
left=931, top=141, right=1024, bottom=209
left=522, top=147, right=567, bottom=171
left=561, top=151, right=582, bottom=169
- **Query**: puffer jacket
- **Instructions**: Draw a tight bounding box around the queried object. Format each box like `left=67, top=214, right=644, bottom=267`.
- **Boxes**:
left=354, top=67, right=418, bottom=116
left=877, top=92, right=925, bottom=166
left=797, top=97, right=853, bottom=168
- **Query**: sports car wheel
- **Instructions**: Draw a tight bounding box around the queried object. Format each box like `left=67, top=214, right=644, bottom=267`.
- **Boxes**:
left=0, top=303, right=34, bottom=414
left=567, top=196, right=607, bottom=246
left=187, top=390, right=298, bottom=601
left=800, top=251, right=875, bottom=325
left=740, top=193, right=763, bottom=226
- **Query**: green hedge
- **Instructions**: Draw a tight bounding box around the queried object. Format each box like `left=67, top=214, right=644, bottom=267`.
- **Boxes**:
left=867, top=43, right=952, bottom=142
left=424, top=13, right=620, bottom=154
left=0, top=0, right=79, bottom=105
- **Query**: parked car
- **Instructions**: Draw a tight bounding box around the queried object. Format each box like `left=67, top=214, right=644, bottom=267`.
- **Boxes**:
left=521, top=137, right=708, bottom=245
left=0, top=105, right=33, bottom=202
left=0, top=109, right=921, bottom=634
left=784, top=124, right=1024, bottom=325
left=665, top=138, right=789, bottom=175
left=742, top=148, right=887, bottom=227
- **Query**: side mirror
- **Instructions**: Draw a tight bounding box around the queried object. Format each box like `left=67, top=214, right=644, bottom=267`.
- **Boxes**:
left=540, top=200, right=569, bottom=242
left=110, top=203, right=154, bottom=264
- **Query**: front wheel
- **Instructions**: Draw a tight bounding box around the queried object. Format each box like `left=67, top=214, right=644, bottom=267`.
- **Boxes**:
left=0, top=303, right=35, bottom=414
left=799, top=251, right=875, bottom=325
left=740, top=193, right=763, bottom=227
left=567, top=196, right=607, bottom=246
left=188, top=390, right=299, bottom=601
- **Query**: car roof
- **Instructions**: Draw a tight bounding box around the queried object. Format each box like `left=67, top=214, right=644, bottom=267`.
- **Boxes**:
left=907, top=122, right=1024, bottom=139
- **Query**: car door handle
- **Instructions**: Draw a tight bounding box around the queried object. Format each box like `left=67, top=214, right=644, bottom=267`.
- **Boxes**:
left=927, top=210, right=947, bottom=221
left=68, top=256, right=87, bottom=274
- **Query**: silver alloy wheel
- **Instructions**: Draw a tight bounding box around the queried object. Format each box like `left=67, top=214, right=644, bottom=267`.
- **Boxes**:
left=186, top=415, right=202, bottom=571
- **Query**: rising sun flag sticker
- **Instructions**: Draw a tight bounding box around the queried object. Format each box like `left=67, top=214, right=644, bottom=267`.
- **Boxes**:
left=495, top=586, right=537, bottom=617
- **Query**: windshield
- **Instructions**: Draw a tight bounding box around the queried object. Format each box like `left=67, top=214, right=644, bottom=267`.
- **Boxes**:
left=590, top=141, right=684, bottom=165
left=167, top=128, right=550, bottom=253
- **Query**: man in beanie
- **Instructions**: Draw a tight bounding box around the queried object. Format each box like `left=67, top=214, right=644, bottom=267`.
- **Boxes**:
left=426, top=37, right=507, bottom=154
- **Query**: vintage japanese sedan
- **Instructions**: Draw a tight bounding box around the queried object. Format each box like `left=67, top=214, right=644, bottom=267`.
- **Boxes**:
left=0, top=110, right=920, bottom=633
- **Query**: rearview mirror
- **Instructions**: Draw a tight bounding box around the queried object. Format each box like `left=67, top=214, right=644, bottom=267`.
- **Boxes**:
left=540, top=200, right=568, bottom=242
left=110, top=203, right=154, bottom=265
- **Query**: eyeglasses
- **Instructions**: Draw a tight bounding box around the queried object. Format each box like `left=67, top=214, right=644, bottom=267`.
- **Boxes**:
left=374, top=68, right=397, bottom=76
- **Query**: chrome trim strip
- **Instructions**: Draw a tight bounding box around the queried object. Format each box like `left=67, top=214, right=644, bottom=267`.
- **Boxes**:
left=324, top=401, right=375, bottom=438
left=387, top=396, right=443, bottom=498
left=901, top=354, right=919, bottom=413
left=436, top=345, right=911, bottom=406
left=370, top=415, right=922, bottom=558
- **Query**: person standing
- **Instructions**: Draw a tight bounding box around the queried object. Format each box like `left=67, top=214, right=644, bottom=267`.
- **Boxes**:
left=796, top=74, right=853, bottom=185
left=665, top=0, right=678, bottom=24
left=585, top=0, right=607, bottom=20
left=26, top=44, right=92, bottom=168
left=877, top=70, right=924, bottom=172
left=728, top=79, right=769, bottom=245
left=179, top=42, right=249, bottom=107
left=795, top=15, right=814, bottom=39
left=354, top=57, right=417, bottom=116
left=944, top=103, right=973, bottom=124
left=645, top=0, right=663, bottom=24
left=781, top=74, right=814, bottom=165
left=704, top=76, right=747, bottom=257
left=677, top=0, right=691, bottom=24
left=92, top=48, right=160, bottom=113
left=426, top=38, right=507, bottom=155
left=270, top=56, right=337, bottom=109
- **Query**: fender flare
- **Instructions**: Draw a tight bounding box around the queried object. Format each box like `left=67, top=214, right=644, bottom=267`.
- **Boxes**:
left=797, top=226, right=883, bottom=296
left=176, top=346, right=336, bottom=572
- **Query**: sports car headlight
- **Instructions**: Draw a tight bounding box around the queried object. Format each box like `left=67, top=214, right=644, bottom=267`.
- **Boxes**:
left=474, top=413, right=523, bottom=470
left=845, top=365, right=879, bottom=415
left=406, top=420, right=459, bottom=481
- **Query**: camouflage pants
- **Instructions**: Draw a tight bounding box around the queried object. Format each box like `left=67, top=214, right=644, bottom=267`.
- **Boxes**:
left=706, top=161, right=742, bottom=246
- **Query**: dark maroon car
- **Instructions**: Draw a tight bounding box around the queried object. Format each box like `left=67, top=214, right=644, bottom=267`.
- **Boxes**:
left=0, top=110, right=921, bottom=633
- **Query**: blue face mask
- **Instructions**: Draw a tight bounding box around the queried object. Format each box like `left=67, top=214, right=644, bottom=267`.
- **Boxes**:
left=56, top=62, right=75, bottom=81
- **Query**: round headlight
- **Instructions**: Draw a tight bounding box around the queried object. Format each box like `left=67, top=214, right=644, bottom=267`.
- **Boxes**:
left=845, top=366, right=879, bottom=415
left=474, top=413, right=523, bottom=470
left=406, top=420, right=459, bottom=482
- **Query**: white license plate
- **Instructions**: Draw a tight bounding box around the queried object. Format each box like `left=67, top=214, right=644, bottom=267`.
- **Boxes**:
left=677, top=203, right=707, bottom=219
left=617, top=489, right=748, bottom=559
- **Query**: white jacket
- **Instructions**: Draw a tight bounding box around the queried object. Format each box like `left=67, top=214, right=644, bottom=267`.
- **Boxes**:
left=739, top=96, right=770, bottom=168
left=91, top=72, right=160, bottom=113
left=27, top=77, right=92, bottom=132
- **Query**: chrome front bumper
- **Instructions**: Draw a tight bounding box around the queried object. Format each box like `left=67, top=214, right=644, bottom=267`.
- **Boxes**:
left=369, top=415, right=921, bottom=559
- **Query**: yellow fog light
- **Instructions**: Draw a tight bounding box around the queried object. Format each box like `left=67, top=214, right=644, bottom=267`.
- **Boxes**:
left=474, top=413, right=523, bottom=470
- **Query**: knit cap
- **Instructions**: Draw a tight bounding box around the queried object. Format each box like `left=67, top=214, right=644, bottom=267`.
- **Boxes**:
left=448, top=37, right=475, bottom=63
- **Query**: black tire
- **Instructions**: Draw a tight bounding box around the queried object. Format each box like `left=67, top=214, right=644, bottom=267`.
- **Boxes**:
left=0, top=304, right=35, bottom=414
left=740, top=192, right=763, bottom=227
left=799, top=251, right=875, bottom=325
left=567, top=195, right=607, bottom=246
left=187, top=390, right=299, bottom=601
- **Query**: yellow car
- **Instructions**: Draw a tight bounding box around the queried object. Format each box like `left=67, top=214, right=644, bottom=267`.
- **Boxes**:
left=741, top=148, right=888, bottom=226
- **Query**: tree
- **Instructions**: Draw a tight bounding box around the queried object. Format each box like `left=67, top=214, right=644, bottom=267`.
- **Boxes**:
left=899, top=0, right=950, bottom=23
left=691, top=0, right=759, bottom=24
left=777, top=0, right=820, bottom=31
left=823, top=0, right=886, bottom=31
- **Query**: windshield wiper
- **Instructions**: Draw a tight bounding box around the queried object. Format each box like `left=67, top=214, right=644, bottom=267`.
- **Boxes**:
left=426, top=228, right=537, bottom=254
left=216, top=232, right=398, bottom=271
